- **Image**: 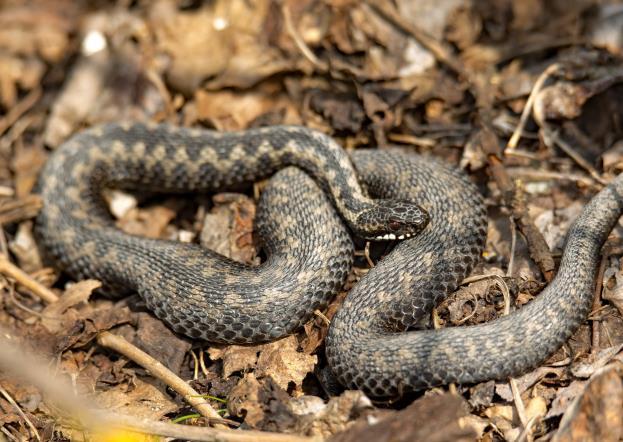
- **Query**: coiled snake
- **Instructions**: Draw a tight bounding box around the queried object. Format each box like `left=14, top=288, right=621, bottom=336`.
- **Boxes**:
left=36, top=123, right=623, bottom=397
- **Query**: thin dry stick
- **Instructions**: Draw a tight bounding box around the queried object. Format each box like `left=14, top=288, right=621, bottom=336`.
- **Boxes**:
left=0, top=331, right=316, bottom=442
left=0, top=254, right=59, bottom=303
left=0, top=185, right=14, bottom=197
left=506, top=63, right=561, bottom=151
left=364, top=0, right=466, bottom=78
left=542, top=127, right=607, bottom=185
left=313, top=309, right=331, bottom=326
left=190, top=349, right=200, bottom=381
left=199, top=349, right=210, bottom=378
left=507, top=217, right=517, bottom=278
left=0, top=384, right=41, bottom=441
left=592, top=251, right=609, bottom=353
left=282, top=4, right=328, bottom=72
left=516, top=415, right=540, bottom=442
left=96, top=331, right=228, bottom=427
left=0, top=426, right=19, bottom=442
left=0, top=87, right=42, bottom=136
left=509, top=378, right=529, bottom=430
left=505, top=168, right=595, bottom=188
left=0, top=229, right=8, bottom=256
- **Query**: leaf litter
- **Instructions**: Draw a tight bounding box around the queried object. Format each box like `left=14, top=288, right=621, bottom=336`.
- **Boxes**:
left=1, top=0, right=623, bottom=440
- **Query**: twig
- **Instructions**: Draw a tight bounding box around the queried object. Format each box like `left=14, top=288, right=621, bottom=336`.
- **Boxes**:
left=387, top=132, right=436, bottom=148
left=541, top=127, right=607, bottom=186
left=190, top=349, right=200, bottom=380
left=0, top=87, right=42, bottom=137
left=506, top=63, right=561, bottom=151
left=0, top=384, right=41, bottom=441
left=507, top=217, right=517, bottom=278
left=96, top=331, right=228, bottom=427
left=509, top=379, right=529, bottom=430
left=199, top=349, right=209, bottom=378
left=364, top=0, right=466, bottom=79
left=0, top=113, right=39, bottom=154
left=0, top=254, right=59, bottom=303
left=8, top=282, right=54, bottom=319
left=0, top=195, right=43, bottom=225
left=0, top=229, right=8, bottom=256
left=515, top=415, right=539, bottom=442
left=478, top=126, right=555, bottom=282
left=0, top=426, right=20, bottom=442
left=313, top=309, right=331, bottom=326
left=282, top=4, right=328, bottom=72
left=505, top=168, right=595, bottom=188
left=592, top=251, right=608, bottom=353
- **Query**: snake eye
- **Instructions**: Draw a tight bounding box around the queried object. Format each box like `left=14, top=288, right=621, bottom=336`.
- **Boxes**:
left=388, top=220, right=402, bottom=231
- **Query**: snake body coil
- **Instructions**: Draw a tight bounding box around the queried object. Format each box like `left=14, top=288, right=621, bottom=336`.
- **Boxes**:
left=36, top=123, right=623, bottom=397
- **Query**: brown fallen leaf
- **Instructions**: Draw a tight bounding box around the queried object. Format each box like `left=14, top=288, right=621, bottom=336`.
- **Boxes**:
left=255, top=336, right=317, bottom=393
left=547, top=380, right=587, bottom=419
left=484, top=396, right=546, bottom=441
left=208, top=344, right=260, bottom=379
left=150, top=0, right=291, bottom=94
left=116, top=203, right=178, bottom=239
left=194, top=88, right=300, bottom=131
left=330, top=393, right=476, bottom=442
left=209, top=335, right=316, bottom=393
left=227, top=373, right=296, bottom=431
left=201, top=193, right=258, bottom=264
left=41, top=280, right=101, bottom=333
left=294, top=390, right=372, bottom=438
left=553, top=363, right=623, bottom=442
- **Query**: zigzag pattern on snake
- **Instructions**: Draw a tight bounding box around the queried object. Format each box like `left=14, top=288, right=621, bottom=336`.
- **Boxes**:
left=35, top=122, right=623, bottom=397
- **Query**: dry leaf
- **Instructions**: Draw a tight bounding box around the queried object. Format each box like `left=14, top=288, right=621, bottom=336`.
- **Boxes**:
left=201, top=193, right=258, bottom=264
left=554, top=364, right=623, bottom=442
left=41, top=280, right=101, bottom=333
left=208, top=344, right=261, bottom=379
left=95, top=377, right=179, bottom=419
left=255, top=336, right=317, bottom=392
left=209, top=335, right=316, bottom=393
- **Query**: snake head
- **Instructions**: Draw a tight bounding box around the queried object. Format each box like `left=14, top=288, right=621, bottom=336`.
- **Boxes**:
left=355, top=200, right=430, bottom=241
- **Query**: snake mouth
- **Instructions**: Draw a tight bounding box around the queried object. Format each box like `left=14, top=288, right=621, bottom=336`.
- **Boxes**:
left=373, top=232, right=414, bottom=241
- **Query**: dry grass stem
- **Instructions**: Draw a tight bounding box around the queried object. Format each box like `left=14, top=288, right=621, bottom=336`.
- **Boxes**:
left=96, top=331, right=229, bottom=428
left=0, top=254, right=58, bottom=303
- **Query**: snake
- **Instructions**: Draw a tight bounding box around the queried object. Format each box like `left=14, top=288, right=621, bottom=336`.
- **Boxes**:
left=34, top=122, right=623, bottom=397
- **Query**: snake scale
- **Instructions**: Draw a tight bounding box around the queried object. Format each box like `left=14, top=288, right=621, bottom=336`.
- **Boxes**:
left=35, top=122, right=623, bottom=397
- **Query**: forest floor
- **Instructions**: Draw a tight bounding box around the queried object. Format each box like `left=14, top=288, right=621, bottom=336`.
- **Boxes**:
left=1, top=0, right=623, bottom=441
